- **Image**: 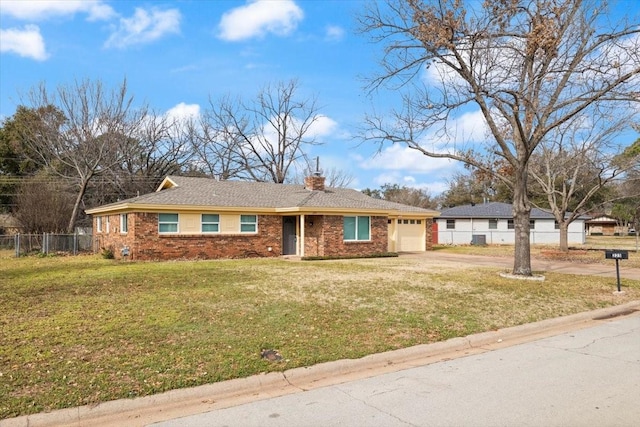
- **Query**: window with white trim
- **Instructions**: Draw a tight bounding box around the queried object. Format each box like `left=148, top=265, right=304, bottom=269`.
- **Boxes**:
left=489, top=219, right=498, bottom=230
left=105, top=216, right=110, bottom=233
left=120, top=214, right=128, bottom=233
left=446, top=219, right=455, bottom=230
left=159, top=213, right=179, bottom=233
left=202, top=214, right=220, bottom=233
left=343, top=216, right=370, bottom=241
left=240, top=215, right=257, bottom=233
left=97, top=216, right=102, bottom=232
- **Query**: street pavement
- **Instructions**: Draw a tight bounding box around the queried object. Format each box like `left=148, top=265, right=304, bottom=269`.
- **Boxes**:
left=3, top=253, right=639, bottom=427
left=151, top=309, right=640, bottom=427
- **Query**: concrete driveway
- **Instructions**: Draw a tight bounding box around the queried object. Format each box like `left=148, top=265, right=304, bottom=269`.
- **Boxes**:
left=413, top=251, right=640, bottom=280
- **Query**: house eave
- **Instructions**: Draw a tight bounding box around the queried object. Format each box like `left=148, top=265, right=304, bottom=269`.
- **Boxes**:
left=276, top=206, right=390, bottom=215
left=86, top=204, right=440, bottom=218
left=87, top=204, right=281, bottom=215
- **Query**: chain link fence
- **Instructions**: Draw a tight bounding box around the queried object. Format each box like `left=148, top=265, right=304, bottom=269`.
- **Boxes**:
left=0, top=233, right=97, bottom=257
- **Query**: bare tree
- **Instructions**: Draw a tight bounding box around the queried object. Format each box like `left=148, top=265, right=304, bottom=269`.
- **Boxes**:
left=363, top=183, right=437, bottom=209
left=360, top=0, right=640, bottom=275
left=321, top=166, right=355, bottom=188
left=15, top=173, right=75, bottom=233
left=105, top=111, right=194, bottom=201
left=188, top=95, right=252, bottom=181
left=238, top=80, right=323, bottom=183
left=19, top=78, right=147, bottom=232
left=292, top=163, right=355, bottom=188
left=188, top=81, right=323, bottom=183
left=529, top=119, right=638, bottom=251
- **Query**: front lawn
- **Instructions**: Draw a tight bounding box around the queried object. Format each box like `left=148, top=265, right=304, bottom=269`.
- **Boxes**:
left=2, top=253, right=639, bottom=419
left=433, top=237, right=640, bottom=268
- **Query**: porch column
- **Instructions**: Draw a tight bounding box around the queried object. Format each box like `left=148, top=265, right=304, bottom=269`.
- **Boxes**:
left=300, top=214, right=305, bottom=257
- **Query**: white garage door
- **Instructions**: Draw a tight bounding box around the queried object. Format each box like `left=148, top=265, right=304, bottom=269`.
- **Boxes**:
left=396, top=219, right=425, bottom=252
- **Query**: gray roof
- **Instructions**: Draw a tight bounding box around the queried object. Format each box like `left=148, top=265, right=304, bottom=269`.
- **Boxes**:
left=87, top=175, right=439, bottom=216
left=439, top=202, right=557, bottom=219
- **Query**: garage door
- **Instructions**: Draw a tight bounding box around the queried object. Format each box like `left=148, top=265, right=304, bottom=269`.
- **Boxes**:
left=396, top=219, right=425, bottom=252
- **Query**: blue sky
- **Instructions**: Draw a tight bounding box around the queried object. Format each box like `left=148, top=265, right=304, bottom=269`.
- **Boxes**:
left=0, top=0, right=461, bottom=194
left=1, top=0, right=637, bottom=195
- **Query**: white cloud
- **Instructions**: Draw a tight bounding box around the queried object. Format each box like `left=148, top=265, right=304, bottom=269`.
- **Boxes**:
left=425, top=180, right=449, bottom=195
left=166, top=102, right=200, bottom=122
left=403, top=175, right=416, bottom=184
left=325, top=25, right=344, bottom=41
left=307, top=115, right=338, bottom=138
left=430, top=109, right=488, bottom=146
left=0, top=25, right=48, bottom=60
left=0, top=0, right=115, bottom=21
left=372, top=171, right=402, bottom=186
left=147, top=103, right=201, bottom=140
left=259, top=114, right=338, bottom=145
left=218, top=0, right=303, bottom=41
left=360, top=144, right=454, bottom=174
left=104, top=7, right=181, bottom=49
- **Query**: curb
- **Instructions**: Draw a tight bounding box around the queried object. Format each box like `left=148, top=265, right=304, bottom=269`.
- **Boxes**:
left=3, top=301, right=639, bottom=427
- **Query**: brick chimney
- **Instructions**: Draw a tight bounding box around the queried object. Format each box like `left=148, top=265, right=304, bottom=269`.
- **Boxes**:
left=304, top=175, right=326, bottom=191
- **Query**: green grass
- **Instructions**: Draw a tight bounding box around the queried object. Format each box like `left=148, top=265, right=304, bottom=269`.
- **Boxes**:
left=2, top=252, right=639, bottom=419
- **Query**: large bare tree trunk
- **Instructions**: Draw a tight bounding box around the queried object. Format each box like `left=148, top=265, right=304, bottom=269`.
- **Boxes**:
left=559, top=223, right=569, bottom=252
left=512, top=169, right=532, bottom=275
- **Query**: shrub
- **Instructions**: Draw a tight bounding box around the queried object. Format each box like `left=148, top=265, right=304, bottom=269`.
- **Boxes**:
left=100, top=246, right=115, bottom=259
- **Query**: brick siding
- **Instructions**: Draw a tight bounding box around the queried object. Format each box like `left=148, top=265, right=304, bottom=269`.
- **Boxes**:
left=307, top=215, right=388, bottom=257
left=94, top=212, right=422, bottom=261
left=425, top=218, right=434, bottom=250
left=96, top=213, right=282, bottom=261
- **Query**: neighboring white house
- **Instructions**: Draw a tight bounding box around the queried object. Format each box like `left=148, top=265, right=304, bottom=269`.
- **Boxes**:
left=436, top=202, right=586, bottom=245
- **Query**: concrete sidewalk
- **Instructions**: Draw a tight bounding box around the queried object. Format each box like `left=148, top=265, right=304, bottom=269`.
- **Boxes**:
left=3, top=302, right=639, bottom=427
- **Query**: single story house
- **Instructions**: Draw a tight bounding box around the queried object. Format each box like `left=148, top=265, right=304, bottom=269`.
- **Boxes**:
left=584, top=215, right=625, bottom=236
left=436, top=202, right=586, bottom=245
left=85, top=175, right=440, bottom=261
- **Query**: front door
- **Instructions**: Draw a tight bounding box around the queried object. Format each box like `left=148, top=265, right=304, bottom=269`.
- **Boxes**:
left=282, top=216, right=297, bottom=255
